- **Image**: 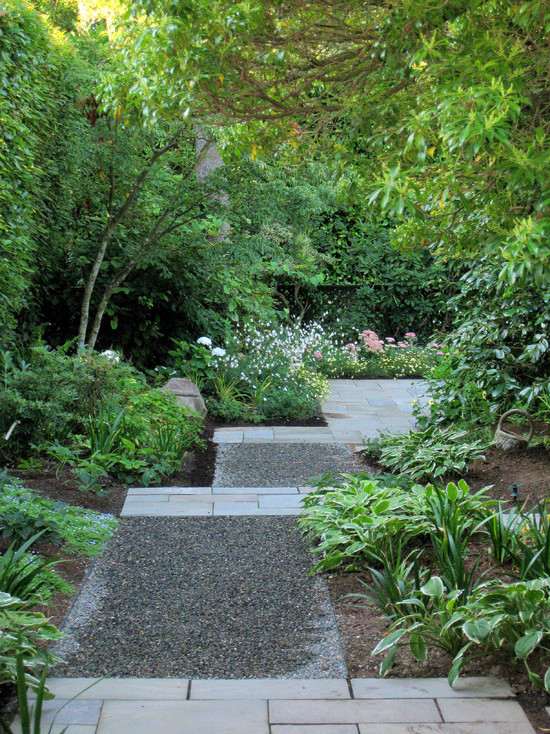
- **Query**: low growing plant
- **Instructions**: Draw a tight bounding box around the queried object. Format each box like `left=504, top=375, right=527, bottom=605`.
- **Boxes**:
left=372, top=425, right=490, bottom=481
left=0, top=535, right=71, bottom=604
left=0, top=479, right=117, bottom=556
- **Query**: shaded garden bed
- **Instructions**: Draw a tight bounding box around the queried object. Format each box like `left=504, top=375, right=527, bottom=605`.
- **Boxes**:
left=328, top=572, right=550, bottom=732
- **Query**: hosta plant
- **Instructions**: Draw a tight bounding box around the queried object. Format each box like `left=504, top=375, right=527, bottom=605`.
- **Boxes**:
left=373, top=425, right=490, bottom=481
left=299, top=475, right=424, bottom=572
left=449, top=578, right=550, bottom=691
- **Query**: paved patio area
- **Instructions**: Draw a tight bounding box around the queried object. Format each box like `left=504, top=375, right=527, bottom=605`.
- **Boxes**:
left=213, top=379, right=428, bottom=446
left=20, top=676, right=534, bottom=733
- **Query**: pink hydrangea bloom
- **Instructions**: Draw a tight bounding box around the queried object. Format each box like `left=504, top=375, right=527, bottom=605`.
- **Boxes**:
left=345, top=342, right=357, bottom=352
left=397, top=341, right=408, bottom=348
left=404, top=332, right=417, bottom=339
left=313, top=350, right=323, bottom=360
left=385, top=337, right=396, bottom=343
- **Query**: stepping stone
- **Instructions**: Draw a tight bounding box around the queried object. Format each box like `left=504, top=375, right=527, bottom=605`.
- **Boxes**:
left=97, top=700, right=268, bottom=734
left=190, top=678, right=350, bottom=699
left=269, top=699, right=441, bottom=724
left=437, top=698, right=530, bottom=723
left=351, top=677, right=514, bottom=699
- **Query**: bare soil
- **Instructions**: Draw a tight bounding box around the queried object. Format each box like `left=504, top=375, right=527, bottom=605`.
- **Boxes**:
left=466, top=445, right=550, bottom=507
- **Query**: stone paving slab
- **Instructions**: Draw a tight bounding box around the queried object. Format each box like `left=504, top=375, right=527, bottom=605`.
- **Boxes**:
left=18, top=678, right=532, bottom=733
left=212, top=379, right=427, bottom=446
left=358, top=725, right=535, bottom=734
left=190, top=678, right=350, bottom=699
left=437, top=698, right=529, bottom=723
left=269, top=698, right=441, bottom=724
left=121, top=486, right=308, bottom=516
left=273, top=728, right=357, bottom=734
left=97, top=699, right=268, bottom=734
left=351, top=677, right=514, bottom=699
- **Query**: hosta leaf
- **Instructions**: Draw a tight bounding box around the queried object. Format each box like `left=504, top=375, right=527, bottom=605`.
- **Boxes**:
left=410, top=633, right=427, bottom=661
left=462, top=619, right=491, bottom=643
left=372, top=628, right=407, bottom=655
left=421, top=576, right=445, bottom=598
left=514, top=630, right=542, bottom=659
left=544, top=667, right=550, bottom=692
left=379, top=645, right=398, bottom=676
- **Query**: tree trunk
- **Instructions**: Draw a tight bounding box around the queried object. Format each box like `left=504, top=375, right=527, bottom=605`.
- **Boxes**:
left=77, top=137, right=179, bottom=349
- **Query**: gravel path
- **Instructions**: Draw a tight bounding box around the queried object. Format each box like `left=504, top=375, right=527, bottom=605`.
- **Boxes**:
left=213, top=442, right=363, bottom=487
left=54, top=517, right=346, bottom=679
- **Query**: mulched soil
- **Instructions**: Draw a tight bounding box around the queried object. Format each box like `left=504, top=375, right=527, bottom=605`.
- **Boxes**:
left=53, top=517, right=346, bottom=679
left=466, top=445, right=550, bottom=507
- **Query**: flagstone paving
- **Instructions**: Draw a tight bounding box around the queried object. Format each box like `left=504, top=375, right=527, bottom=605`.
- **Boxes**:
left=18, top=677, right=533, bottom=733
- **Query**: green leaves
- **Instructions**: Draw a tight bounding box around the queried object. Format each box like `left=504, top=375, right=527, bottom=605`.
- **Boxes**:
left=421, top=576, right=445, bottom=598
left=515, top=630, right=543, bottom=659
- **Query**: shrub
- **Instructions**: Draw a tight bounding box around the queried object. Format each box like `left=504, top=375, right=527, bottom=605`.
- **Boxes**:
left=0, top=477, right=117, bottom=556
left=0, top=347, right=138, bottom=461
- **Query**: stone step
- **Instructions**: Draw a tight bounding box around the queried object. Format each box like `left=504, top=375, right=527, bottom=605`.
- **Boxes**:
left=121, top=486, right=311, bottom=516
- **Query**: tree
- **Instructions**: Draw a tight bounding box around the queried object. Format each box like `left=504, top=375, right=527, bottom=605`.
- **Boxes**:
left=108, top=0, right=550, bottom=285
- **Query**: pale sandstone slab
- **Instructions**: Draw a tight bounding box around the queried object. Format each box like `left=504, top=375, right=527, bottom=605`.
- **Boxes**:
left=97, top=700, right=268, bottom=734
left=269, top=699, right=440, bottom=724
left=191, top=678, right=350, bottom=700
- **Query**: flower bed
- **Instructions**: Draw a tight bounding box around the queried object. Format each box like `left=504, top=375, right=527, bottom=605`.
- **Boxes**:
left=166, top=321, right=442, bottom=423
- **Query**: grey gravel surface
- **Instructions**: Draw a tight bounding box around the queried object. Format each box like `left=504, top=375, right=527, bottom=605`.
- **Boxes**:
left=53, top=517, right=347, bottom=679
left=213, top=442, right=363, bottom=487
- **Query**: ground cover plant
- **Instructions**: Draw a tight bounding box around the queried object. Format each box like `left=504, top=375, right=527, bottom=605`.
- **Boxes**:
left=0, top=471, right=118, bottom=699
left=301, top=473, right=550, bottom=692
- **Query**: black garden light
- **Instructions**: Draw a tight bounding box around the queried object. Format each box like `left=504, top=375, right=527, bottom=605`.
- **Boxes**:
left=510, top=483, right=520, bottom=503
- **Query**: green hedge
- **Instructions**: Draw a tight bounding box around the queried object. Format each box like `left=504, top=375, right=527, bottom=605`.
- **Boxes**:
left=0, top=1, right=73, bottom=346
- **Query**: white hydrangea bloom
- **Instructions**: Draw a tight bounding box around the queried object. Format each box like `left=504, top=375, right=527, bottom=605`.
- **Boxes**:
left=211, top=347, right=226, bottom=357
left=197, top=336, right=212, bottom=348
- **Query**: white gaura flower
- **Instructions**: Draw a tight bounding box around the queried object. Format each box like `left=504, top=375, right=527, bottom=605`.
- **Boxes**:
left=101, top=349, right=120, bottom=363
left=197, top=337, right=212, bottom=348
left=211, top=347, right=226, bottom=357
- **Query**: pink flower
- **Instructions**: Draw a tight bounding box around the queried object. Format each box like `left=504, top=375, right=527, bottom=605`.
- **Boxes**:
left=437, top=350, right=444, bottom=356
left=345, top=343, right=357, bottom=353
left=385, top=337, right=396, bottom=343
left=404, top=332, right=417, bottom=339
left=313, top=350, right=323, bottom=360
left=397, top=341, right=408, bottom=348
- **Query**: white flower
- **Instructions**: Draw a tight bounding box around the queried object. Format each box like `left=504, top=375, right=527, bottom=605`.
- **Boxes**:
left=212, top=347, right=226, bottom=357
left=197, top=337, right=212, bottom=348
left=101, top=349, right=120, bottom=363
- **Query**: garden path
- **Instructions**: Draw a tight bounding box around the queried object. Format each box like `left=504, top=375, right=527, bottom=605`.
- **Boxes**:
left=28, top=379, right=534, bottom=734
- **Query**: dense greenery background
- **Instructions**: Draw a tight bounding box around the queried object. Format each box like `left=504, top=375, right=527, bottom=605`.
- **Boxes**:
left=1, top=0, right=548, bottom=416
